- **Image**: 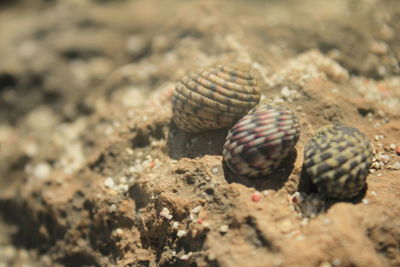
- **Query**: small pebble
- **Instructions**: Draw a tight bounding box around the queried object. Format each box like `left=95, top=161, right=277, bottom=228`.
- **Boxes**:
left=32, top=162, right=51, bottom=180
left=379, top=162, right=385, bottom=169
left=177, top=230, right=187, bottom=237
left=115, top=228, right=123, bottom=237
left=160, top=207, right=173, bottom=220
left=370, top=40, right=388, bottom=55
left=104, top=177, right=115, bottom=189
left=371, top=162, right=380, bottom=169
left=378, top=154, right=390, bottom=163
left=251, top=191, right=262, bottom=202
left=281, top=86, right=291, bottom=97
left=109, top=204, right=117, bottom=213
left=172, top=221, right=179, bottom=229
left=219, top=225, right=229, bottom=234
left=300, top=218, right=309, bottom=226
left=392, top=161, right=400, bottom=170
left=191, top=206, right=202, bottom=214
left=180, top=252, right=192, bottom=260
left=125, top=148, right=134, bottom=155
left=362, top=198, right=369, bottom=205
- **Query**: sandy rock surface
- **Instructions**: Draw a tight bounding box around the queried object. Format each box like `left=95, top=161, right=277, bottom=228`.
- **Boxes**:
left=0, top=0, right=399, bottom=266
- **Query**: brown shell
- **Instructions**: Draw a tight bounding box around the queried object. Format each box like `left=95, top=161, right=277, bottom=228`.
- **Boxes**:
left=171, top=63, right=261, bottom=132
left=223, top=104, right=300, bottom=177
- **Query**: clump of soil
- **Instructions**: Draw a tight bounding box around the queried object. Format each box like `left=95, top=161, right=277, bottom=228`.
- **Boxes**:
left=0, top=0, right=399, bottom=266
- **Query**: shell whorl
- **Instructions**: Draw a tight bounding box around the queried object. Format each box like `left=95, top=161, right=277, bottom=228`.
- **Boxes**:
left=172, top=63, right=261, bottom=132
left=303, top=125, right=373, bottom=199
left=223, top=104, right=300, bottom=177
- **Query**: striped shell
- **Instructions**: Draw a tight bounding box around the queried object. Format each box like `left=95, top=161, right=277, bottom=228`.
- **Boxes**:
left=223, top=104, right=300, bottom=177
left=171, top=63, right=261, bottom=132
left=303, top=125, right=373, bottom=199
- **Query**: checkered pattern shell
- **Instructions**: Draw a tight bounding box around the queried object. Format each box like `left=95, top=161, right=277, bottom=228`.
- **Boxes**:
left=171, top=63, right=261, bottom=132
left=303, top=125, right=373, bottom=199
left=223, top=104, right=300, bottom=177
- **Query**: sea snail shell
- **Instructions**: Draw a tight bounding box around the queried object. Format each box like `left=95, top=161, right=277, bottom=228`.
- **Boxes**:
left=171, top=63, right=261, bottom=132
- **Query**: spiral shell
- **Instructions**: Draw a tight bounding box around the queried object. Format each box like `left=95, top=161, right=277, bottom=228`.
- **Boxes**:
left=223, top=104, right=300, bottom=177
left=303, top=125, right=373, bottom=199
left=171, top=63, right=261, bottom=132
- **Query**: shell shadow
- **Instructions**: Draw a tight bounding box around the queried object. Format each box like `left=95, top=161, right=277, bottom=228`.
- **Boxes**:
left=166, top=120, right=229, bottom=159
left=223, top=149, right=297, bottom=192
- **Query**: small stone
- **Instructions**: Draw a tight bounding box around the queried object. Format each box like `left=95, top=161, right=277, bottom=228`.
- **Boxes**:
left=115, top=228, right=123, bottom=237
left=391, top=162, right=400, bottom=170
left=32, top=162, right=51, bottom=180
left=281, top=86, right=291, bottom=97
left=300, top=218, right=309, bottom=226
left=251, top=191, right=262, bottom=202
left=371, top=162, right=380, bottom=169
left=262, top=190, right=270, bottom=196
left=389, top=144, right=397, bottom=150
left=362, top=198, right=369, bottom=205
left=378, top=154, right=390, bottom=163
left=160, top=207, right=173, bottom=220
left=109, top=204, right=117, bottom=213
left=104, top=177, right=115, bottom=189
left=370, top=40, right=388, bottom=55
left=179, top=253, right=191, bottom=260
left=208, top=253, right=216, bottom=261
left=189, top=213, right=197, bottom=221
left=172, top=221, right=179, bottom=229
left=279, top=219, right=292, bottom=233
left=219, top=225, right=229, bottom=233
left=117, top=184, right=129, bottom=193
left=119, top=176, right=127, bottom=184
left=177, top=230, right=187, bottom=237
left=191, top=206, right=202, bottom=214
